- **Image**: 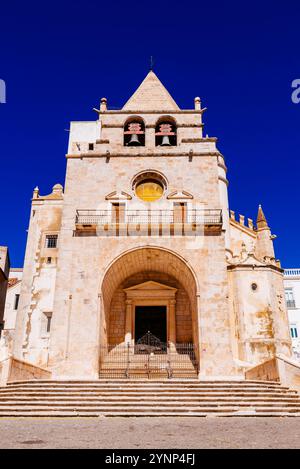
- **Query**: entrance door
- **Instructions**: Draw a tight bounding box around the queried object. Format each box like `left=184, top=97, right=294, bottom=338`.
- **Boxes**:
left=135, top=306, right=167, bottom=343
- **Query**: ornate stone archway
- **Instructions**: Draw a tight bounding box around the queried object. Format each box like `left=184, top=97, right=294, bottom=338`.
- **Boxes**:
left=100, top=246, right=199, bottom=359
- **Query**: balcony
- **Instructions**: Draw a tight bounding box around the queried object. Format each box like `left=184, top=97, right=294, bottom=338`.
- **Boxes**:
left=286, top=300, right=296, bottom=309
left=75, top=209, right=223, bottom=237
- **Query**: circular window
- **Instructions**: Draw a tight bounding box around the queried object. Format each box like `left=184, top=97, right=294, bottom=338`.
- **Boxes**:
left=251, top=283, right=258, bottom=291
left=136, top=178, right=164, bottom=202
left=132, top=171, right=167, bottom=203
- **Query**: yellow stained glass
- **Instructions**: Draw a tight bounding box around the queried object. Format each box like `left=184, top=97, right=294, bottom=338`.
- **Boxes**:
left=136, top=180, right=163, bottom=202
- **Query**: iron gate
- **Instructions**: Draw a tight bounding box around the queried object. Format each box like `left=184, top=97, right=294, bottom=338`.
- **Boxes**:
left=99, top=333, right=198, bottom=379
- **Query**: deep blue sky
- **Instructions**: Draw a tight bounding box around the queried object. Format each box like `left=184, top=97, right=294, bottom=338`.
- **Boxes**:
left=1, top=0, right=299, bottom=267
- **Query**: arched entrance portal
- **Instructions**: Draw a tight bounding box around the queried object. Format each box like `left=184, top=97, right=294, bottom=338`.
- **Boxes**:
left=99, top=247, right=199, bottom=378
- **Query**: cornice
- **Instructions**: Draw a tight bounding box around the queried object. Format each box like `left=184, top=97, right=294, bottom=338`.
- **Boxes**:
left=227, top=263, right=283, bottom=274
left=101, top=123, right=204, bottom=129
left=66, top=151, right=221, bottom=159
left=97, top=109, right=207, bottom=115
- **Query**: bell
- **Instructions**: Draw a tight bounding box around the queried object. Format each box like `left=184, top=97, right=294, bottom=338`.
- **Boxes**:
left=128, top=133, right=141, bottom=146
left=160, top=135, right=171, bottom=146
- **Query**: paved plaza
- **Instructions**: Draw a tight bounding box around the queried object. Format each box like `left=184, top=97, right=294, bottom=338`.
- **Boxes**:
left=0, top=417, right=299, bottom=449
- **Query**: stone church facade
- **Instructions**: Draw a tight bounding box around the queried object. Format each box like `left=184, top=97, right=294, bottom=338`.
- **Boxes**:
left=8, top=71, right=291, bottom=379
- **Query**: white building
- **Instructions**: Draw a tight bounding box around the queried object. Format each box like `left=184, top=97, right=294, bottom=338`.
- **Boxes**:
left=0, top=268, right=23, bottom=359
left=284, top=269, right=300, bottom=358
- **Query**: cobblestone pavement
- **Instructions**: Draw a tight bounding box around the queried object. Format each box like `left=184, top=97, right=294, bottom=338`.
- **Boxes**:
left=0, top=417, right=299, bottom=449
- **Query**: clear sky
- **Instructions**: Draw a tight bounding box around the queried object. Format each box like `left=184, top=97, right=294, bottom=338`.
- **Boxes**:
left=0, top=0, right=299, bottom=267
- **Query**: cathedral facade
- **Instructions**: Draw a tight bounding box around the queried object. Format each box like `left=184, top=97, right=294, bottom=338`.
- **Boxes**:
left=8, top=71, right=291, bottom=379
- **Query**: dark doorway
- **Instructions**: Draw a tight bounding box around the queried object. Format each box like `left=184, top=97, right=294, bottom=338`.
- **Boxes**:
left=135, top=306, right=167, bottom=343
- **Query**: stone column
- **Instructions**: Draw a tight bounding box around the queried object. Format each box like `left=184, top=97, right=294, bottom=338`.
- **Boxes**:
left=168, top=299, right=176, bottom=349
left=125, top=299, right=133, bottom=345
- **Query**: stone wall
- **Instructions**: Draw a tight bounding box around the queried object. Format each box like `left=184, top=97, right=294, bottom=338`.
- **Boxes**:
left=245, top=355, right=300, bottom=392
left=0, top=247, right=10, bottom=331
left=0, top=357, right=51, bottom=386
left=13, top=187, right=63, bottom=366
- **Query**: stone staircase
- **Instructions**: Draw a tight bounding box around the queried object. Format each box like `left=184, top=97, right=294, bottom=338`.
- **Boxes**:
left=0, top=379, right=300, bottom=417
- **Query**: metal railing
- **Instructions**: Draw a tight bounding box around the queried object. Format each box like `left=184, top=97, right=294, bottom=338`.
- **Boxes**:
left=286, top=300, right=297, bottom=309
left=99, top=342, right=198, bottom=379
left=76, top=209, right=222, bottom=226
left=284, top=269, right=300, bottom=277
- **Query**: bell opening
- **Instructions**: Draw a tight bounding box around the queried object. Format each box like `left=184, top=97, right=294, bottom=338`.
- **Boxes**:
left=124, top=119, right=145, bottom=146
left=155, top=119, right=177, bottom=147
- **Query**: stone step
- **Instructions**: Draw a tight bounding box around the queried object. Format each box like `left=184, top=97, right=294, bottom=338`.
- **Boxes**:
left=1, top=379, right=299, bottom=417
left=0, top=410, right=299, bottom=417
left=0, top=405, right=299, bottom=413
left=0, top=398, right=299, bottom=405
left=0, top=394, right=300, bottom=403
left=0, top=388, right=297, bottom=399
left=6, top=379, right=281, bottom=385
left=4, top=382, right=287, bottom=389
left=1, top=387, right=294, bottom=396
left=1, top=383, right=293, bottom=391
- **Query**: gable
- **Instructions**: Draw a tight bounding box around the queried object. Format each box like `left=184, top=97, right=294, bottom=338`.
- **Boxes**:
left=105, top=191, right=132, bottom=201
left=124, top=280, right=177, bottom=292
left=123, top=71, right=179, bottom=111
left=167, top=190, right=193, bottom=200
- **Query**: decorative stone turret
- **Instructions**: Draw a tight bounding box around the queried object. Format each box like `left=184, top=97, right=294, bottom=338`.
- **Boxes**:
left=255, top=205, right=275, bottom=262
left=32, top=187, right=39, bottom=199
left=52, top=184, right=63, bottom=197
left=100, top=97, right=107, bottom=112
left=194, top=97, right=201, bottom=110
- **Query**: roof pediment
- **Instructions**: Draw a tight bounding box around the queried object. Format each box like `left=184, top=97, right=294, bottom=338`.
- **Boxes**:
left=167, top=190, right=193, bottom=200
left=124, top=280, right=177, bottom=292
left=123, top=71, right=179, bottom=112
left=105, top=191, right=132, bottom=201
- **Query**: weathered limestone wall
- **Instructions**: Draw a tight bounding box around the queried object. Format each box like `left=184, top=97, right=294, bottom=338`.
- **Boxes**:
left=7, top=357, right=51, bottom=383
left=0, top=247, right=10, bottom=330
left=229, top=221, right=256, bottom=258
left=13, top=190, right=63, bottom=368
left=0, top=357, right=51, bottom=386
left=245, top=356, right=300, bottom=392
left=228, top=266, right=291, bottom=365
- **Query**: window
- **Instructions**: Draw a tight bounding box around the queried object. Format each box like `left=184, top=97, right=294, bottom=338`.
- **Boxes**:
left=124, top=118, right=145, bottom=146
left=291, top=326, right=298, bottom=339
left=285, top=289, right=296, bottom=308
left=14, top=294, right=20, bottom=310
left=155, top=117, right=177, bottom=146
left=133, top=171, right=167, bottom=203
left=42, top=312, right=52, bottom=336
left=111, top=203, right=125, bottom=223
left=173, top=202, right=187, bottom=223
left=45, top=234, right=58, bottom=249
left=136, top=179, right=164, bottom=202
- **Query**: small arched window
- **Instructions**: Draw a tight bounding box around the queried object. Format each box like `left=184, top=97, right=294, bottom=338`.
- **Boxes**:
left=124, top=117, right=145, bottom=146
left=155, top=117, right=177, bottom=146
